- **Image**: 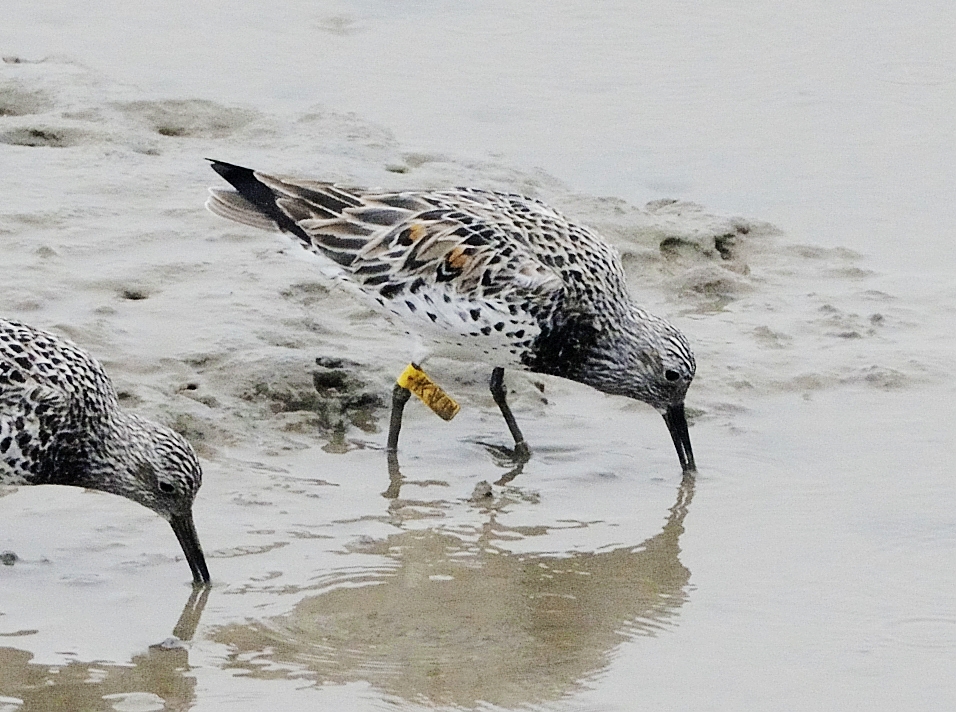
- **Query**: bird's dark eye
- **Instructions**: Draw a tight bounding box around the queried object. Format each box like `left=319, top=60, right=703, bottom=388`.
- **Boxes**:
left=158, top=481, right=176, bottom=494
left=664, top=369, right=680, bottom=382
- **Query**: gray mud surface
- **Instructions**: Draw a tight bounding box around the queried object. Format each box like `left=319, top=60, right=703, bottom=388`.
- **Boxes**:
left=1, top=7, right=955, bottom=709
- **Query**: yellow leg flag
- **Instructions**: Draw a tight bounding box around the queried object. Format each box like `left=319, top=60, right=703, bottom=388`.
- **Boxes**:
left=396, top=364, right=461, bottom=421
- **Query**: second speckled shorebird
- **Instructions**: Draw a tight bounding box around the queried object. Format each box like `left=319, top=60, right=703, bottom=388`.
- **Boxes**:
left=0, top=318, right=210, bottom=584
left=206, top=160, right=696, bottom=472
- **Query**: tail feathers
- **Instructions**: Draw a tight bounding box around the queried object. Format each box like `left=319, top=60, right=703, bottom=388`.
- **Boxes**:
left=207, top=159, right=370, bottom=245
left=207, top=159, right=370, bottom=268
left=207, top=160, right=309, bottom=239
left=205, top=189, right=280, bottom=232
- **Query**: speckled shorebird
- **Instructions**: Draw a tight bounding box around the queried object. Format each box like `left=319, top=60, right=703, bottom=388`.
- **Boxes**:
left=206, top=160, right=696, bottom=472
left=0, top=319, right=210, bottom=584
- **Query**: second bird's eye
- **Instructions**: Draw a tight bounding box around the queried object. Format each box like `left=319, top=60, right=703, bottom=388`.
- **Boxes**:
left=158, top=481, right=176, bottom=494
left=664, top=369, right=680, bottom=382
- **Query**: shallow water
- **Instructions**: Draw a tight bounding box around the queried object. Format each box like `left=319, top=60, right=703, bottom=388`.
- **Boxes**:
left=1, top=2, right=955, bottom=711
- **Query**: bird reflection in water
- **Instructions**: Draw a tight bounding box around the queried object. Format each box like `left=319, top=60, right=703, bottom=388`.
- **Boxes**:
left=213, top=474, right=696, bottom=709
left=384, top=440, right=527, bottom=498
left=0, top=585, right=210, bottom=712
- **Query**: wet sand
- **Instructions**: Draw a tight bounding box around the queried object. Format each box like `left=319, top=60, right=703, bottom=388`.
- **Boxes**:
left=2, top=3, right=955, bottom=710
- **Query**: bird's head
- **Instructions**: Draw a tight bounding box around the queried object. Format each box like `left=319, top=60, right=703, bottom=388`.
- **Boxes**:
left=585, top=309, right=697, bottom=472
left=105, top=415, right=211, bottom=585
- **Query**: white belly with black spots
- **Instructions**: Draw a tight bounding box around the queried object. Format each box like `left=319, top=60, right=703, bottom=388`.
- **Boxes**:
left=370, top=289, right=540, bottom=368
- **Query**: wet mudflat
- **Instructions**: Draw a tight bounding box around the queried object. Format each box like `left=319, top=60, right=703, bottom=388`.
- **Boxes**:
left=1, top=2, right=955, bottom=710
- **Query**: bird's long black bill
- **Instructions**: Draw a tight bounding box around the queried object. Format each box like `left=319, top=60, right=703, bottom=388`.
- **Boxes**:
left=170, top=512, right=211, bottom=585
left=663, top=403, right=696, bottom=473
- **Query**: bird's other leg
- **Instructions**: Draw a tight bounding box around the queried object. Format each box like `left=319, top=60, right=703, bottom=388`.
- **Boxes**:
left=384, top=381, right=411, bottom=497
left=383, top=450, right=404, bottom=499
left=387, top=381, right=412, bottom=454
left=489, top=367, right=531, bottom=460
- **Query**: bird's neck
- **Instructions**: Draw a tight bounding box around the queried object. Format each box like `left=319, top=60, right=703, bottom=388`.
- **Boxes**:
left=523, top=299, right=638, bottom=388
left=562, top=305, right=658, bottom=398
left=47, top=409, right=140, bottom=491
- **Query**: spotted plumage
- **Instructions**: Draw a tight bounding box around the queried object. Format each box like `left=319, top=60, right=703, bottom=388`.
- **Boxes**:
left=0, top=319, right=210, bottom=583
left=207, top=160, right=696, bottom=471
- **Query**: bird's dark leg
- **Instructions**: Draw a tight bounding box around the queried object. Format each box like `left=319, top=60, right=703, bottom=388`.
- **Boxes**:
left=489, top=367, right=531, bottom=460
left=383, top=450, right=404, bottom=499
left=384, top=382, right=412, bottom=498
left=387, top=382, right=412, bottom=453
